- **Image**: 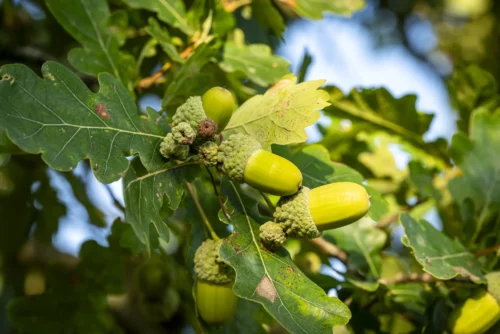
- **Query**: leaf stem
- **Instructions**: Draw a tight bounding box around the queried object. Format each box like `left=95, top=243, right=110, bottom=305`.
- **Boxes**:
left=205, top=166, right=231, bottom=221
left=260, top=191, right=275, bottom=214
left=186, top=182, right=219, bottom=241
left=475, top=244, right=500, bottom=257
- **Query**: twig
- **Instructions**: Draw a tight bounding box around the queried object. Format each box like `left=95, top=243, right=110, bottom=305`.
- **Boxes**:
left=205, top=166, right=231, bottom=221
left=309, top=237, right=348, bottom=263
left=260, top=192, right=275, bottom=214
left=186, top=182, right=219, bottom=241
left=375, top=198, right=427, bottom=229
left=378, top=272, right=475, bottom=286
left=104, top=184, right=125, bottom=212
left=475, top=245, right=500, bottom=257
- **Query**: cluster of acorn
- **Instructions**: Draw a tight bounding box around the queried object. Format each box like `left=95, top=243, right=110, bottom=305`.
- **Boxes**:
left=160, top=87, right=372, bottom=326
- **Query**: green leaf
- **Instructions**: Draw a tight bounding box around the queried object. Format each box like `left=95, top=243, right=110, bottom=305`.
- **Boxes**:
left=274, top=144, right=388, bottom=220
left=0, top=62, right=168, bottom=184
left=323, top=219, right=387, bottom=277
left=220, top=32, right=290, bottom=87
left=220, top=181, right=351, bottom=333
left=121, top=0, right=193, bottom=35
left=400, top=213, right=486, bottom=283
left=449, top=109, right=500, bottom=242
left=123, top=159, right=200, bottom=250
left=324, top=86, right=449, bottom=163
left=162, top=42, right=220, bottom=108
left=448, top=65, right=499, bottom=131
left=226, top=76, right=328, bottom=149
left=251, top=0, right=285, bottom=37
left=294, top=0, right=365, bottom=19
left=145, top=17, right=184, bottom=63
left=46, top=0, right=135, bottom=87
left=7, top=292, right=121, bottom=334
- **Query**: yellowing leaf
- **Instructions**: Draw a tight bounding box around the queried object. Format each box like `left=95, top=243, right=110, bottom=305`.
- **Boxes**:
left=225, top=76, right=329, bottom=149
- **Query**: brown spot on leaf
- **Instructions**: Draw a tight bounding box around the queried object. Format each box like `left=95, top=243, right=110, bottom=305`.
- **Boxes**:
left=256, top=276, right=277, bottom=303
left=451, top=266, right=481, bottom=282
left=95, top=104, right=110, bottom=119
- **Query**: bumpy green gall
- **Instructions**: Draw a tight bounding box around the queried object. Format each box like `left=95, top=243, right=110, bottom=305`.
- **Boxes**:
left=218, top=133, right=260, bottom=183
left=199, top=141, right=219, bottom=167
left=259, top=221, right=286, bottom=251
left=160, top=133, right=189, bottom=160
left=172, top=96, right=207, bottom=131
left=172, top=122, right=196, bottom=145
left=194, top=239, right=234, bottom=284
left=197, top=119, right=218, bottom=139
left=274, top=187, right=320, bottom=239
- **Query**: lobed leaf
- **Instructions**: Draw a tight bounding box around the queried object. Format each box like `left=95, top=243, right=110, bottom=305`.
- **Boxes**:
left=324, top=219, right=387, bottom=278
left=46, top=0, right=135, bottom=87
left=400, top=213, right=486, bottom=283
left=121, top=0, right=193, bottom=35
left=123, top=159, right=200, bottom=251
left=0, top=62, right=167, bottom=184
left=219, top=180, right=351, bottom=333
left=226, top=75, right=328, bottom=149
left=220, top=35, right=290, bottom=87
left=449, top=109, right=500, bottom=242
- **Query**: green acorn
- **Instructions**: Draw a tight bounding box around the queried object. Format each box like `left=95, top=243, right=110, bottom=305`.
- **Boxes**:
left=138, top=287, right=180, bottom=323
left=194, top=239, right=238, bottom=325
left=259, top=221, right=286, bottom=251
left=218, top=133, right=303, bottom=196
left=448, top=289, right=500, bottom=334
left=202, top=87, right=235, bottom=132
left=274, top=182, right=371, bottom=238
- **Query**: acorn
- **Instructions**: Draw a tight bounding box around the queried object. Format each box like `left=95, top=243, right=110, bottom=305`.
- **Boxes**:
left=135, top=260, right=170, bottom=299
left=274, top=182, right=371, bottom=238
left=194, top=239, right=238, bottom=325
left=218, top=133, right=302, bottom=196
left=448, top=289, right=500, bottom=334
left=202, top=87, right=235, bottom=132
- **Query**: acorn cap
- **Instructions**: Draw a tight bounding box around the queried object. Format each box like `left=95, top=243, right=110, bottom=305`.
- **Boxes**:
left=194, top=239, right=234, bottom=284
left=197, top=119, right=218, bottom=139
left=218, top=133, right=261, bottom=183
left=172, top=96, right=207, bottom=131
left=274, top=187, right=320, bottom=239
left=259, top=221, right=286, bottom=251
left=199, top=141, right=219, bottom=167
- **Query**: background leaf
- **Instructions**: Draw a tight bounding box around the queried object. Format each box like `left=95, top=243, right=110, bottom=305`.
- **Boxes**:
left=0, top=62, right=167, bottom=184
left=121, top=0, right=193, bottom=35
left=46, top=0, right=135, bottom=87
left=294, top=0, right=365, bottom=19
left=219, top=30, right=290, bottom=86
left=400, top=213, right=486, bottom=283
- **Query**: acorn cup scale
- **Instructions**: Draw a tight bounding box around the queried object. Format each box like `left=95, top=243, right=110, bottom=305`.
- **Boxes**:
left=196, top=280, right=238, bottom=325
left=308, top=182, right=371, bottom=231
left=218, top=133, right=303, bottom=196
